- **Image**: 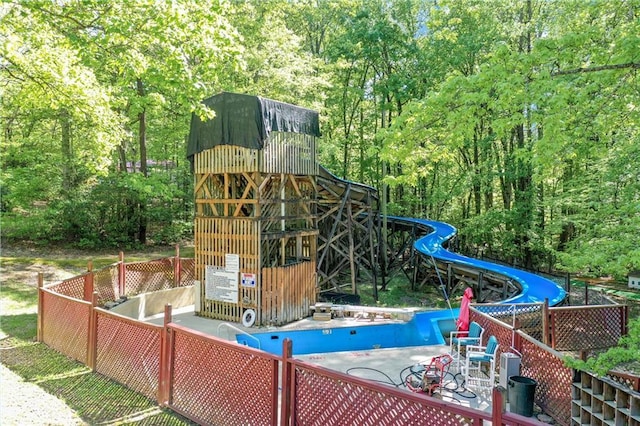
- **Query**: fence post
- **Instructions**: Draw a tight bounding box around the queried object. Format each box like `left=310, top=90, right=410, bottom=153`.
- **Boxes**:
left=514, top=320, right=523, bottom=354
left=492, top=386, right=505, bottom=425
left=585, top=279, right=589, bottom=305
left=87, top=291, right=98, bottom=370
left=174, top=244, right=181, bottom=287
left=158, top=304, right=173, bottom=406
left=550, top=305, right=556, bottom=349
left=84, top=261, right=94, bottom=302
left=37, top=272, right=44, bottom=342
left=280, top=339, right=293, bottom=426
left=542, top=298, right=549, bottom=346
left=565, top=272, right=571, bottom=305
left=119, top=251, right=125, bottom=298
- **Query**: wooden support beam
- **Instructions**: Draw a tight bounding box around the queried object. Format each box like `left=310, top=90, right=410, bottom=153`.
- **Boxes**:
left=346, top=195, right=356, bottom=294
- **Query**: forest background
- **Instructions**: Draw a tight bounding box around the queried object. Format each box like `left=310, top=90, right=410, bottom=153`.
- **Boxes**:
left=2, top=0, right=639, bottom=280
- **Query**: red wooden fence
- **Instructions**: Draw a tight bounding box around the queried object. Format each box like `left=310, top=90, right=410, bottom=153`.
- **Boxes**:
left=38, top=254, right=632, bottom=426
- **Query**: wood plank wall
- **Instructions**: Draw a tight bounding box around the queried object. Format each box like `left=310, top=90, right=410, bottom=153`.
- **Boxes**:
left=263, top=133, right=318, bottom=176
left=193, top=145, right=260, bottom=175
left=195, top=217, right=260, bottom=322
left=262, top=261, right=316, bottom=325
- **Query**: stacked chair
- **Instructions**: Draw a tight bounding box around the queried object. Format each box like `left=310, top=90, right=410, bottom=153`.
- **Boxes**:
left=449, top=321, right=484, bottom=371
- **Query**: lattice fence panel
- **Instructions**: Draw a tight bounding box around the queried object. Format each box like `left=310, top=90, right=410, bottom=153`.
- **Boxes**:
left=551, top=305, right=625, bottom=351
left=179, top=258, right=195, bottom=286
left=519, top=333, right=573, bottom=426
left=473, top=303, right=544, bottom=341
left=469, top=308, right=514, bottom=366
left=93, top=265, right=119, bottom=304
left=47, top=274, right=87, bottom=299
left=169, top=327, right=278, bottom=426
left=94, top=311, right=162, bottom=400
left=292, top=365, right=488, bottom=426
left=566, top=284, right=617, bottom=306
left=124, top=259, right=175, bottom=296
left=608, top=371, right=640, bottom=392
left=41, top=289, right=90, bottom=363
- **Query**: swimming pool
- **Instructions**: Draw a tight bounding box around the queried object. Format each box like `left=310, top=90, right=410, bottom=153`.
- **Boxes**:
left=236, top=310, right=457, bottom=356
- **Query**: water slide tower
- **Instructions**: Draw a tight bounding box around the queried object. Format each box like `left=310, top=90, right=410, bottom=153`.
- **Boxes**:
left=187, top=92, right=319, bottom=326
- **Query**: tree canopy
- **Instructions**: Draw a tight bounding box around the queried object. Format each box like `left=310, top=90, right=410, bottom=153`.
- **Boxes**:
left=2, top=0, right=638, bottom=278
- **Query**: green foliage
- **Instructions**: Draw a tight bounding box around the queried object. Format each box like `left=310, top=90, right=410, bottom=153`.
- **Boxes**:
left=0, top=0, right=638, bottom=283
left=565, top=317, right=640, bottom=377
left=0, top=168, right=196, bottom=249
left=0, top=212, right=56, bottom=245
left=375, top=0, right=639, bottom=275
left=47, top=172, right=193, bottom=249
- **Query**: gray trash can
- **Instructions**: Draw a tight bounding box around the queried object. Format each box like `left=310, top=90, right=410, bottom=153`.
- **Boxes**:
left=508, top=376, right=537, bottom=417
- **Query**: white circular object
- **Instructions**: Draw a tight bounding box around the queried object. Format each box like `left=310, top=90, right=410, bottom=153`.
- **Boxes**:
left=242, top=309, right=256, bottom=328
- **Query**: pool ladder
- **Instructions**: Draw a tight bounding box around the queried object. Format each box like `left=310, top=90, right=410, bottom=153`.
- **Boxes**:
left=217, top=323, right=261, bottom=350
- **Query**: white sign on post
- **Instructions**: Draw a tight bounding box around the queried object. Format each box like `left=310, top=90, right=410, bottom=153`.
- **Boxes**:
left=205, top=266, right=239, bottom=303
left=225, top=254, right=240, bottom=272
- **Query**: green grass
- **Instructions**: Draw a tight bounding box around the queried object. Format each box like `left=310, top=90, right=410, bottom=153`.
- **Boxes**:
left=0, top=252, right=196, bottom=425
left=1, top=244, right=194, bottom=271
left=358, top=272, right=459, bottom=309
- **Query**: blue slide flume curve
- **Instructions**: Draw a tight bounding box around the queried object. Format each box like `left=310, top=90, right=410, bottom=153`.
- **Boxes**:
left=397, top=216, right=566, bottom=306
left=319, top=165, right=566, bottom=306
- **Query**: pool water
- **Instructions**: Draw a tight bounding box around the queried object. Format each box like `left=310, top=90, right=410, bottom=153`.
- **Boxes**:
left=236, top=310, right=457, bottom=356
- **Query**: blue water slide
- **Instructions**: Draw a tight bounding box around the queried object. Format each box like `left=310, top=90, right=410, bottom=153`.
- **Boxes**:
left=392, top=216, right=566, bottom=306
left=318, top=166, right=566, bottom=306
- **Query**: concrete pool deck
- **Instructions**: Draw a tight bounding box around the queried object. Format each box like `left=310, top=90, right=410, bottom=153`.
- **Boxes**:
left=146, top=308, right=494, bottom=413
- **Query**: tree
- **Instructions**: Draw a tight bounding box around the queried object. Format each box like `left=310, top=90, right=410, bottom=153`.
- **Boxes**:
left=380, top=0, right=640, bottom=275
left=2, top=0, right=243, bottom=246
left=1, top=0, right=638, bottom=279
left=1, top=2, right=123, bottom=221
left=225, top=0, right=326, bottom=108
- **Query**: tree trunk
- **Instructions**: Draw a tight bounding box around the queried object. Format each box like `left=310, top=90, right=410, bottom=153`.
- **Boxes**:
left=117, top=142, right=128, bottom=173
left=473, top=129, right=481, bottom=215
left=60, top=109, right=73, bottom=195
left=136, top=78, right=148, bottom=244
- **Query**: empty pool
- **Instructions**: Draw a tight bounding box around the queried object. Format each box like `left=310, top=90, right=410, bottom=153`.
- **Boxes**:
left=236, top=309, right=457, bottom=356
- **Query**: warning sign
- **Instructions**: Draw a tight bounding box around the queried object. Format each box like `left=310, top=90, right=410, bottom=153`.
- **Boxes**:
left=225, top=253, right=240, bottom=272
left=241, top=273, right=256, bottom=288
left=205, top=266, right=238, bottom=303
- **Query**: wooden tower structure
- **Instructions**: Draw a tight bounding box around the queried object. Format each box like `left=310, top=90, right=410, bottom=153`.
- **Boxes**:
left=316, top=167, right=379, bottom=297
left=187, top=92, right=319, bottom=326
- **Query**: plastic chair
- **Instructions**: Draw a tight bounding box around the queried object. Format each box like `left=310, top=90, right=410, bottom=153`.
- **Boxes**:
left=406, top=353, right=454, bottom=397
left=462, top=335, right=499, bottom=389
left=450, top=321, right=484, bottom=370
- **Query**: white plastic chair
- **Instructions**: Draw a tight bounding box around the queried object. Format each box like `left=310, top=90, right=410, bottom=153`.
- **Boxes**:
left=462, top=335, right=499, bottom=389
